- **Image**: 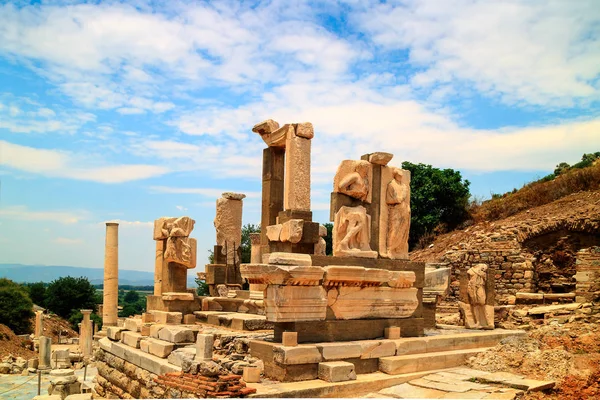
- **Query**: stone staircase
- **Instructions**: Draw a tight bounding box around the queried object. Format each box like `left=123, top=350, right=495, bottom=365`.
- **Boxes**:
left=250, top=329, right=527, bottom=382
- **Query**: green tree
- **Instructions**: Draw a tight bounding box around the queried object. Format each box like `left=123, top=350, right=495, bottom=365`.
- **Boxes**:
left=323, top=222, right=333, bottom=255
left=554, top=162, right=570, bottom=176
left=123, top=290, right=140, bottom=304
left=240, top=224, right=260, bottom=263
left=45, top=277, right=97, bottom=319
left=195, top=277, right=210, bottom=296
left=68, top=310, right=103, bottom=331
left=25, top=282, right=47, bottom=307
left=401, top=161, right=471, bottom=249
left=0, top=278, right=34, bottom=334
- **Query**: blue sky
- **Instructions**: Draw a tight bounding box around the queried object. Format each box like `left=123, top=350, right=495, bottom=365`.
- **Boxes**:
left=0, top=0, right=598, bottom=272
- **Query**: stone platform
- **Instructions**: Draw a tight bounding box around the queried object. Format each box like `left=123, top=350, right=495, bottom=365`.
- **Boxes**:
left=250, top=329, right=525, bottom=382
left=194, top=311, right=273, bottom=331
left=245, top=367, right=552, bottom=399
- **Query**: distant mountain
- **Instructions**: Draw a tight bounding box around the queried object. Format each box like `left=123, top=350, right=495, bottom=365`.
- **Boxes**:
left=0, top=264, right=197, bottom=286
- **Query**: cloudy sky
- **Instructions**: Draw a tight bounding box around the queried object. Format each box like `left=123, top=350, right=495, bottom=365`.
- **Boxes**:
left=0, top=0, right=598, bottom=273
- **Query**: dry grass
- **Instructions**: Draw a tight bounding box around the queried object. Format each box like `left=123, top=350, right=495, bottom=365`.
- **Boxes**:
left=470, top=162, right=600, bottom=222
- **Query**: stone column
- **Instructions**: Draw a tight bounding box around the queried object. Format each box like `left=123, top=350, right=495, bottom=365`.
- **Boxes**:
left=154, top=240, right=164, bottom=296
left=80, top=309, right=93, bottom=357
left=249, top=233, right=266, bottom=292
left=284, top=123, right=313, bottom=211
left=250, top=233, right=261, bottom=263
left=39, top=336, right=51, bottom=369
left=260, top=147, right=285, bottom=256
left=214, top=193, right=245, bottom=267
left=34, top=310, right=44, bottom=338
left=103, top=222, right=119, bottom=326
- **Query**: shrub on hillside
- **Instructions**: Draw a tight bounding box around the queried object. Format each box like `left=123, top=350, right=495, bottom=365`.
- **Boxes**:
left=24, top=282, right=47, bottom=307
left=0, top=278, right=34, bottom=334
left=471, top=162, right=600, bottom=222
left=45, top=277, right=97, bottom=319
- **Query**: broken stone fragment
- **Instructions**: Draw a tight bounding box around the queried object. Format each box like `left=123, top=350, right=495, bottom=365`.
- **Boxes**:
left=268, top=252, right=312, bottom=266
left=388, top=271, right=416, bottom=288
left=368, top=152, right=394, bottom=165
left=323, top=266, right=366, bottom=287
left=319, top=224, right=328, bottom=237
left=252, top=119, right=280, bottom=135
left=164, top=237, right=197, bottom=268
left=363, top=268, right=392, bottom=287
left=333, top=160, right=373, bottom=203
left=153, top=216, right=195, bottom=240
left=280, top=219, right=304, bottom=243
left=294, top=122, right=314, bottom=139
left=266, top=224, right=283, bottom=242
left=222, top=192, right=246, bottom=201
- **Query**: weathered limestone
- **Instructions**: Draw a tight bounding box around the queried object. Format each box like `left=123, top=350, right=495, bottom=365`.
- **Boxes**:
left=153, top=216, right=195, bottom=240
left=280, top=219, right=304, bottom=243
left=315, top=224, right=327, bottom=256
left=35, top=310, right=44, bottom=338
left=265, top=285, right=327, bottom=322
left=282, top=332, right=298, bottom=347
left=123, top=317, right=142, bottom=332
left=334, top=160, right=373, bottom=203
left=269, top=252, right=313, bottom=266
left=241, top=263, right=324, bottom=286
left=153, top=240, right=164, bottom=296
left=103, top=222, right=119, bottom=326
left=164, top=237, right=197, bottom=269
left=328, top=286, right=419, bottom=320
left=243, top=366, right=261, bottom=383
left=157, top=326, right=195, bottom=343
left=149, top=310, right=182, bottom=325
left=121, top=331, right=142, bottom=348
left=250, top=233, right=261, bottom=264
left=195, top=334, right=214, bottom=361
left=79, top=310, right=93, bottom=357
left=384, top=326, right=401, bottom=339
left=380, top=167, right=411, bottom=260
left=318, top=361, right=356, bottom=382
left=333, top=206, right=377, bottom=259
left=389, top=271, right=417, bottom=288
left=214, top=193, right=245, bottom=265
left=39, top=336, right=51, bottom=369
left=252, top=119, right=280, bottom=136
left=106, top=327, right=126, bottom=341
left=459, top=264, right=494, bottom=330
left=284, top=125, right=312, bottom=211
left=368, top=152, right=393, bottom=166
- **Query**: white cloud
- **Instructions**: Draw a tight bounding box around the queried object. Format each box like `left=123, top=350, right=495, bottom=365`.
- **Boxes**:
left=354, top=0, right=600, bottom=106
left=53, top=237, right=83, bottom=245
left=0, top=205, right=88, bottom=224
left=0, top=140, right=168, bottom=183
left=103, top=220, right=153, bottom=228
left=0, top=95, right=95, bottom=134
left=175, top=205, right=188, bottom=211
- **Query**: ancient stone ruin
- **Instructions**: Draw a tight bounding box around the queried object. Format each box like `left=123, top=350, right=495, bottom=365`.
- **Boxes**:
left=87, top=119, right=559, bottom=398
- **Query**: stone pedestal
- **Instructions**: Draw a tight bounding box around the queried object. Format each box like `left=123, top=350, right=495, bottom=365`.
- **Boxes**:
left=39, top=336, right=51, bottom=369
left=103, top=222, right=119, bottom=326
left=80, top=310, right=93, bottom=357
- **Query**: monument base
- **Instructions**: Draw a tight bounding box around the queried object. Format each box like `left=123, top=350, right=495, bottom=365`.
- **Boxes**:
left=274, top=317, right=424, bottom=343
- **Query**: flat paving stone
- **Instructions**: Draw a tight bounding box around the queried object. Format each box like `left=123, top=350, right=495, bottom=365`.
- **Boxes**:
left=449, top=367, right=493, bottom=378
left=482, top=389, right=522, bottom=399
left=379, top=383, right=446, bottom=399
left=504, top=378, right=554, bottom=392
left=434, top=371, right=478, bottom=381
left=409, top=377, right=471, bottom=393
left=421, top=373, right=491, bottom=390
left=440, top=391, right=487, bottom=399
left=478, top=372, right=524, bottom=383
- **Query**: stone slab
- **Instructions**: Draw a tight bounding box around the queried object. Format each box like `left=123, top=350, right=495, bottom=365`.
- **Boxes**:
left=504, top=378, right=554, bottom=392
left=274, top=317, right=424, bottom=343
left=269, top=252, right=313, bottom=266
left=355, top=340, right=397, bottom=359
left=379, top=348, right=491, bottom=375
left=149, top=310, right=183, bottom=324
left=273, top=345, right=322, bottom=365
left=121, top=331, right=142, bottom=349
left=379, top=383, right=446, bottom=399
left=106, top=326, right=126, bottom=341
left=316, top=343, right=362, bottom=361
left=123, top=318, right=142, bottom=332
left=157, top=326, right=195, bottom=343
left=318, top=361, right=356, bottom=383
left=528, top=303, right=582, bottom=315
left=144, top=337, right=176, bottom=358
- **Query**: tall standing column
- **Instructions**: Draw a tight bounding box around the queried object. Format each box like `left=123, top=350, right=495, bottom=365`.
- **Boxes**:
left=34, top=310, right=44, bottom=338
left=80, top=309, right=93, bottom=357
left=249, top=233, right=266, bottom=292
left=103, top=222, right=119, bottom=326
left=38, top=336, right=51, bottom=370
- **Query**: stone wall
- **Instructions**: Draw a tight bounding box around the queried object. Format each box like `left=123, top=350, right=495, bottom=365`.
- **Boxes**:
left=94, top=349, right=162, bottom=399
left=576, top=246, right=600, bottom=303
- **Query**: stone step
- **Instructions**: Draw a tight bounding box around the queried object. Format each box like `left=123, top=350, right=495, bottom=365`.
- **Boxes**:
left=392, top=330, right=525, bottom=356
left=194, top=311, right=273, bottom=331
left=379, top=347, right=492, bottom=375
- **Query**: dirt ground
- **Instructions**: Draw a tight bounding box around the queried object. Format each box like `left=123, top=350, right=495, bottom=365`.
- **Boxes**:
left=467, top=321, right=600, bottom=399
left=0, top=324, right=36, bottom=360
left=35, top=313, right=78, bottom=343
